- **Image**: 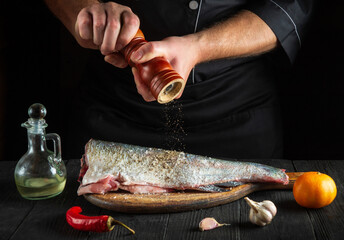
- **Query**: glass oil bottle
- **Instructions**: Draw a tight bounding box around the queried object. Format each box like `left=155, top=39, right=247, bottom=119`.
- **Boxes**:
left=14, top=103, right=67, bottom=200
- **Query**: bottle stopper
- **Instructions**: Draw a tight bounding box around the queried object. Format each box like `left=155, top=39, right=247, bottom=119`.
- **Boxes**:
left=28, top=103, right=47, bottom=120
left=22, top=103, right=48, bottom=133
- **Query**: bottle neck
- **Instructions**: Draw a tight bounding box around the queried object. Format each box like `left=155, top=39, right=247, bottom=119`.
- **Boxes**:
left=27, top=130, right=48, bottom=153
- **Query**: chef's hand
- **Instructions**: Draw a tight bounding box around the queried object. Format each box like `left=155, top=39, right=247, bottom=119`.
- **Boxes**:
left=107, top=35, right=199, bottom=102
left=75, top=2, right=139, bottom=67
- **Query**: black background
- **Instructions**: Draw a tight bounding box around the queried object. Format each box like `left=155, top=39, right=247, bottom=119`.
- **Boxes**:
left=1, top=1, right=343, bottom=161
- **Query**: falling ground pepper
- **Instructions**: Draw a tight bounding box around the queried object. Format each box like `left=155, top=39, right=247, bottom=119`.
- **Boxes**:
left=66, top=206, right=135, bottom=234
left=162, top=101, right=187, bottom=152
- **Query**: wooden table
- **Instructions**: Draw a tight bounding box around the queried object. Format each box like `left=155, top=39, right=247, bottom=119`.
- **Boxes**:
left=1, top=159, right=343, bottom=240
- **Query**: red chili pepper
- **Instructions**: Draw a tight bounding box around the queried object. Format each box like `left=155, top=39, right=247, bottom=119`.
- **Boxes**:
left=66, top=206, right=135, bottom=234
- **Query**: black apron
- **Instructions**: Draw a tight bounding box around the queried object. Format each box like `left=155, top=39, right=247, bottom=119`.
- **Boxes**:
left=70, top=0, right=286, bottom=159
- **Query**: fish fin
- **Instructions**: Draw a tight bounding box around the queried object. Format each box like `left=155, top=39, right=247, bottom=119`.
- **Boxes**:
left=215, top=181, right=244, bottom=187
left=194, top=185, right=231, bottom=192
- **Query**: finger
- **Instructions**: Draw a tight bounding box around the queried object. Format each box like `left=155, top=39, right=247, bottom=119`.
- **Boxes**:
left=130, top=42, right=164, bottom=64
left=75, top=9, right=93, bottom=40
left=104, top=53, right=128, bottom=68
left=100, top=6, right=121, bottom=55
left=115, top=10, right=140, bottom=51
left=132, top=67, right=156, bottom=102
left=89, top=6, right=107, bottom=46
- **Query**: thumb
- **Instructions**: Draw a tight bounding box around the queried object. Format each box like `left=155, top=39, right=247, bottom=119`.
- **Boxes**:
left=130, top=42, right=164, bottom=64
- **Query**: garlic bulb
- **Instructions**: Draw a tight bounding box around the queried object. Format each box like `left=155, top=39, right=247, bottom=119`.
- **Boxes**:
left=244, top=197, right=277, bottom=226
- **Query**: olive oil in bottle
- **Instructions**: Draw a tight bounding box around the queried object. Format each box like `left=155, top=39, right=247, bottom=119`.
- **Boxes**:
left=15, top=176, right=66, bottom=200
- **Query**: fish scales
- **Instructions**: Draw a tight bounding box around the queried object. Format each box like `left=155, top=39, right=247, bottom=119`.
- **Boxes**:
left=79, top=139, right=288, bottom=195
left=84, top=140, right=198, bottom=188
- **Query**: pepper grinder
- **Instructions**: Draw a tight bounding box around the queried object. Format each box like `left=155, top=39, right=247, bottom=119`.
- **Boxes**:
left=121, top=29, right=185, bottom=104
left=14, top=103, right=67, bottom=200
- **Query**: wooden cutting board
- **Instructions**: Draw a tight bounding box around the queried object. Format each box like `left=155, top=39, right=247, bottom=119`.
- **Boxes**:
left=84, top=172, right=302, bottom=213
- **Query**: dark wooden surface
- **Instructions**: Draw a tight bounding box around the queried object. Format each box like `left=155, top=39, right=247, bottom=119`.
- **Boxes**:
left=1, top=159, right=343, bottom=240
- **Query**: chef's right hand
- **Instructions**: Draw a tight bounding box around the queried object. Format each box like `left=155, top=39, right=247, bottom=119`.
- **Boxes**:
left=74, top=2, right=139, bottom=67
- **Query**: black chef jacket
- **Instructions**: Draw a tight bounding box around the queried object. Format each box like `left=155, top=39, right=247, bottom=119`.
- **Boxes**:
left=72, top=0, right=313, bottom=159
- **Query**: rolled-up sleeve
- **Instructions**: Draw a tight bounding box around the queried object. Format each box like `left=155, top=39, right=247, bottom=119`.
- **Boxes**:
left=246, top=0, right=314, bottom=63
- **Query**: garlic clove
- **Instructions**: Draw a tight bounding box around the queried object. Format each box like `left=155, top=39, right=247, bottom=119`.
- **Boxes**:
left=261, top=200, right=277, bottom=217
left=249, top=211, right=268, bottom=226
left=199, top=217, right=230, bottom=231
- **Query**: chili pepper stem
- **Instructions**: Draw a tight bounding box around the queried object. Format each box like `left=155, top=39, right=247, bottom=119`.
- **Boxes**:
left=107, top=216, right=135, bottom=234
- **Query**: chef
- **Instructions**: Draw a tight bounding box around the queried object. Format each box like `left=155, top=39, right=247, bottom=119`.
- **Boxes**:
left=44, top=0, right=313, bottom=159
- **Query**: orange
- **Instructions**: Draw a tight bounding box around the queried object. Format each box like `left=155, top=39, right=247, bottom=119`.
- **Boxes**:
left=293, top=172, right=337, bottom=208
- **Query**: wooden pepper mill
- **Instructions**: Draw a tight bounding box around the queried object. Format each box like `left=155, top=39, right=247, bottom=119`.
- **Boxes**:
left=121, top=29, right=185, bottom=104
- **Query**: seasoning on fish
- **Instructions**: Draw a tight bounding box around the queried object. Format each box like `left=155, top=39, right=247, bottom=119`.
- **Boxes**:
left=77, top=139, right=289, bottom=195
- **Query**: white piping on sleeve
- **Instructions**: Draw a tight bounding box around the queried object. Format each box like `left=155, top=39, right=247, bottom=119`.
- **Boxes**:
left=193, top=0, right=203, bottom=33
left=191, top=0, right=203, bottom=84
left=270, top=0, right=302, bottom=47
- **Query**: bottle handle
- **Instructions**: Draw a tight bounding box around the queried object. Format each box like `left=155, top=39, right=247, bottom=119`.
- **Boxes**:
left=45, top=133, right=62, bottom=162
